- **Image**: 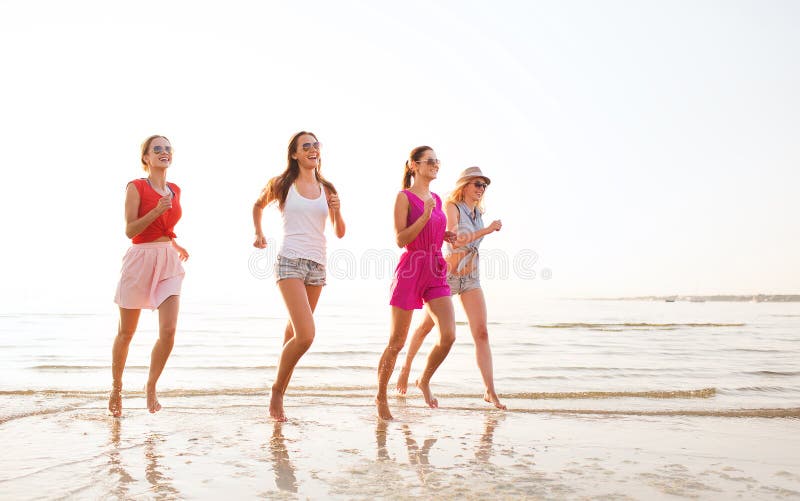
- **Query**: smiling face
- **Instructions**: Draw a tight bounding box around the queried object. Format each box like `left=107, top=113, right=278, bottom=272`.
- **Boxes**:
left=291, top=133, right=321, bottom=172
left=141, top=136, right=172, bottom=172
left=462, top=177, right=487, bottom=203
left=412, top=150, right=439, bottom=181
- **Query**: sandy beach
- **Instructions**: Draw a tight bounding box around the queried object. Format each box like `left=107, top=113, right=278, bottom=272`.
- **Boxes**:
left=2, top=300, right=800, bottom=499
left=2, top=393, right=799, bottom=499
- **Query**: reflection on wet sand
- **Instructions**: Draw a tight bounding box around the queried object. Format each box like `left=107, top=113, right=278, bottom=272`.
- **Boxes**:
left=107, top=419, right=134, bottom=499
left=144, top=432, right=180, bottom=498
left=475, top=414, right=503, bottom=463
left=402, top=424, right=437, bottom=484
left=269, top=421, right=298, bottom=493
left=375, top=419, right=392, bottom=461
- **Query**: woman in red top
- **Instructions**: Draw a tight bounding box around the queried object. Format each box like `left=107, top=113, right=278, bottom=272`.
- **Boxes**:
left=110, top=135, right=189, bottom=417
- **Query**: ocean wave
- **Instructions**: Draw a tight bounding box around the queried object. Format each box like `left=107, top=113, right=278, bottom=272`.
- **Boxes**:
left=725, top=348, right=784, bottom=353
left=531, top=322, right=746, bottom=330
left=741, top=371, right=800, bottom=377
left=0, top=387, right=716, bottom=400
left=728, top=386, right=796, bottom=393
left=0, top=400, right=94, bottom=425
left=28, top=364, right=375, bottom=372
left=508, top=407, right=800, bottom=418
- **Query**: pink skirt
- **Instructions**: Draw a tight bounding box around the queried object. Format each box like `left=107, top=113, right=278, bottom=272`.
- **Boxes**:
left=114, top=242, right=185, bottom=310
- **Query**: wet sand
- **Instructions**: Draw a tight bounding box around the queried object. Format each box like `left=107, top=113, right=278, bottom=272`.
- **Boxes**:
left=1, top=395, right=799, bottom=499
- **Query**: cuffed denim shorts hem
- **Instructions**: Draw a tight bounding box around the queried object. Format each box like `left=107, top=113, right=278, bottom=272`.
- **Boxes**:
left=447, top=274, right=481, bottom=296
left=275, top=255, right=326, bottom=286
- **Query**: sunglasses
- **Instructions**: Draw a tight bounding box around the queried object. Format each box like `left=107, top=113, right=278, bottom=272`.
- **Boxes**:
left=301, top=141, right=321, bottom=152
left=415, top=159, right=440, bottom=167
left=152, top=145, right=173, bottom=154
left=472, top=181, right=488, bottom=189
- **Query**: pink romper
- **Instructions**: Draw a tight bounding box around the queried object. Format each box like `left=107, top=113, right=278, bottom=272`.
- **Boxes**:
left=389, top=190, right=451, bottom=310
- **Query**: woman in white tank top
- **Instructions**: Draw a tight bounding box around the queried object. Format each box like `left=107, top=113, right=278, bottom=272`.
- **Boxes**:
left=252, top=131, right=346, bottom=421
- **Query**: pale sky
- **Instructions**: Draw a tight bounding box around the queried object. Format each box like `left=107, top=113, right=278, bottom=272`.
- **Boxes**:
left=0, top=1, right=798, bottom=311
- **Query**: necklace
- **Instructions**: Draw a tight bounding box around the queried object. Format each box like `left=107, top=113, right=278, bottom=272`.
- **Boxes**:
left=146, top=177, right=172, bottom=197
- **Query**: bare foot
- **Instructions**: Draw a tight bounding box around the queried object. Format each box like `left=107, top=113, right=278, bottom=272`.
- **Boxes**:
left=415, top=380, right=438, bottom=409
left=396, top=366, right=411, bottom=395
left=484, top=391, right=507, bottom=410
left=376, top=396, right=394, bottom=420
left=145, top=385, right=162, bottom=413
left=270, top=390, right=287, bottom=422
left=108, top=386, right=122, bottom=417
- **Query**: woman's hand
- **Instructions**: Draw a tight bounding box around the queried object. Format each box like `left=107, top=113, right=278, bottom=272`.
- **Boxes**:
left=487, top=219, right=502, bottom=232
left=422, top=197, right=436, bottom=220
left=253, top=234, right=267, bottom=249
left=444, top=230, right=457, bottom=244
left=154, top=195, right=172, bottom=216
left=173, top=242, right=189, bottom=261
left=327, top=193, right=340, bottom=212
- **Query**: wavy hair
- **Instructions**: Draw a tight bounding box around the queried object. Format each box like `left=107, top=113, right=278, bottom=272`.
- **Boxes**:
left=261, top=131, right=337, bottom=210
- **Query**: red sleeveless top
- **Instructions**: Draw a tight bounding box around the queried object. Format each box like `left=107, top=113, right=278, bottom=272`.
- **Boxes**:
left=129, top=178, right=182, bottom=244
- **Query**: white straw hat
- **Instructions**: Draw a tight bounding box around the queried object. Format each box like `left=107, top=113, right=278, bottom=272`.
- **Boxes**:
left=455, top=166, right=491, bottom=186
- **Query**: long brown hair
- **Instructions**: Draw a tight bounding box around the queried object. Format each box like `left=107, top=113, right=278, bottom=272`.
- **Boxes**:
left=262, top=131, right=337, bottom=210
left=140, top=135, right=169, bottom=172
left=402, top=146, right=432, bottom=189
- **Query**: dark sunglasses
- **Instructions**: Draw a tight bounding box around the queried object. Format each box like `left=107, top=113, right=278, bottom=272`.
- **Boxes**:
left=415, top=159, right=440, bottom=167
left=152, top=145, right=173, bottom=154
left=301, top=141, right=321, bottom=152
left=472, top=181, right=488, bottom=189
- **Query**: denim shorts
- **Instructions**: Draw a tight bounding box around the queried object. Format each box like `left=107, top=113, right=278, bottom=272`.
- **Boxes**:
left=275, top=255, right=326, bottom=286
left=447, top=273, right=481, bottom=296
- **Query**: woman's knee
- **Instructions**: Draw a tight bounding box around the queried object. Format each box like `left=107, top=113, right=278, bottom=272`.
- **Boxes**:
left=439, top=328, right=456, bottom=347
left=471, top=327, right=489, bottom=343
left=117, top=326, right=136, bottom=343
left=294, top=328, right=316, bottom=351
left=386, top=333, right=408, bottom=354
left=159, top=325, right=177, bottom=343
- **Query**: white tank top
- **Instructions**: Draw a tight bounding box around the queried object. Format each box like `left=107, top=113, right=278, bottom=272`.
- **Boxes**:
left=278, top=182, right=329, bottom=264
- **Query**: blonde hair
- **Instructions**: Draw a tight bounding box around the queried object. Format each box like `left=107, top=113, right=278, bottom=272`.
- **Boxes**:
left=140, top=135, right=169, bottom=172
left=446, top=179, right=486, bottom=214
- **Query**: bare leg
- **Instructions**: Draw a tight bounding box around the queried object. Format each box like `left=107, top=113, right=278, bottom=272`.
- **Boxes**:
left=376, top=307, right=413, bottom=420
left=415, top=296, right=456, bottom=409
left=270, top=280, right=319, bottom=421
left=460, top=288, right=505, bottom=410
left=397, top=312, right=435, bottom=394
left=110, top=307, right=140, bottom=417
left=146, top=295, right=179, bottom=413
left=279, top=285, right=322, bottom=395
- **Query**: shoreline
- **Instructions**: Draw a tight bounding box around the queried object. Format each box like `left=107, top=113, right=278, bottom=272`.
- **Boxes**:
left=1, top=396, right=799, bottom=499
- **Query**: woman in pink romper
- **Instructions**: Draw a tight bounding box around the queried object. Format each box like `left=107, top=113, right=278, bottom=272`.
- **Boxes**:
left=376, top=146, right=457, bottom=420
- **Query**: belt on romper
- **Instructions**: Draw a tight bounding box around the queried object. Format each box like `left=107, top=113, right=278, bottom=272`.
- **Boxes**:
left=455, top=247, right=478, bottom=273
